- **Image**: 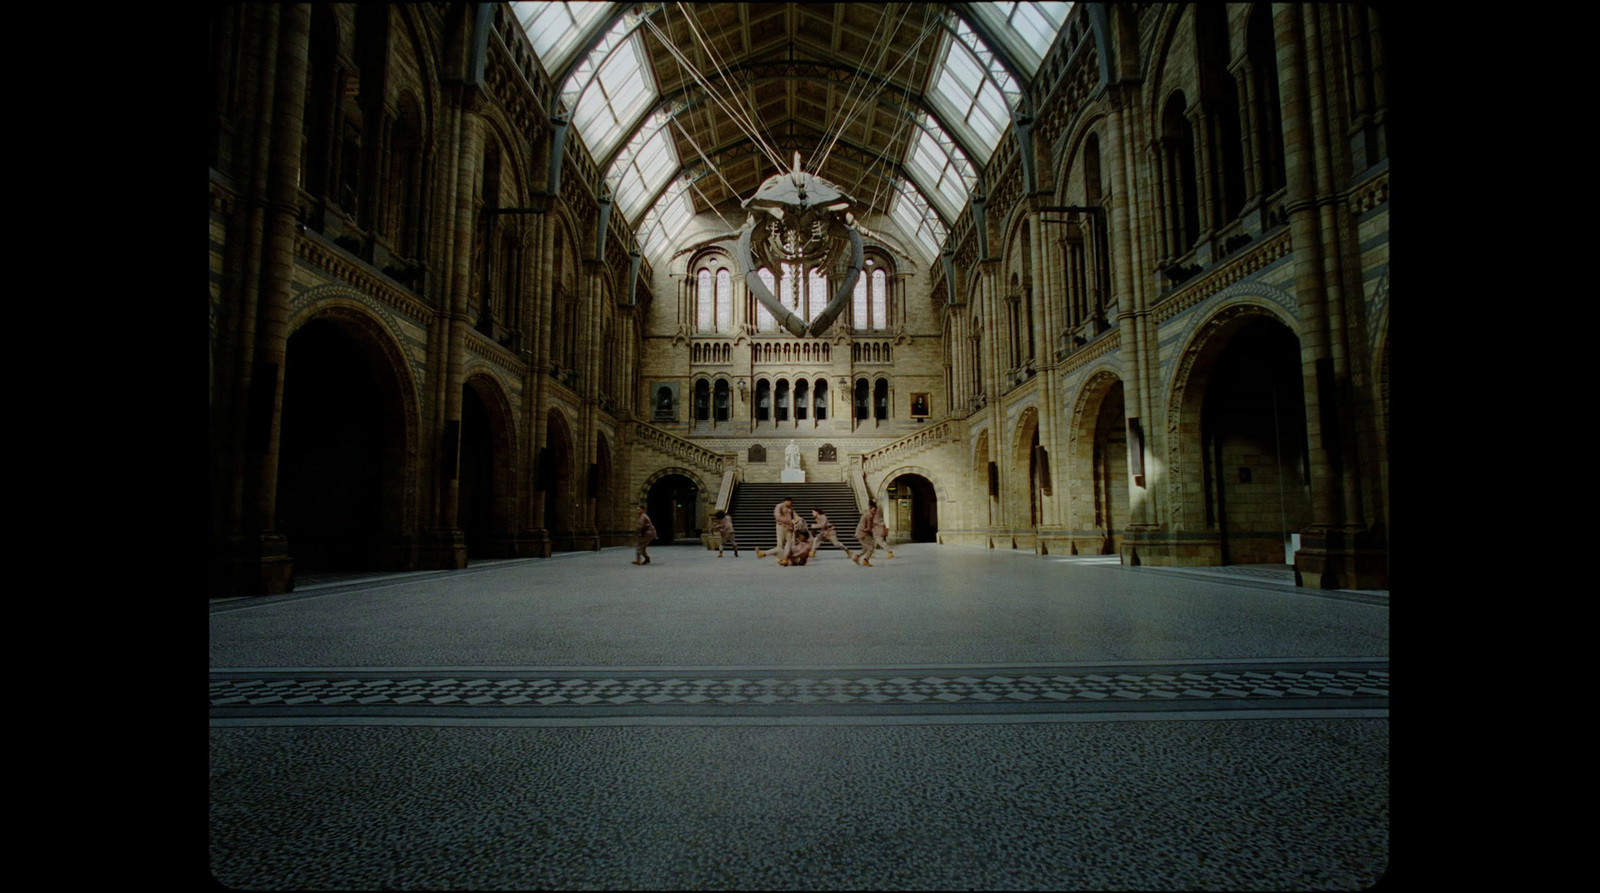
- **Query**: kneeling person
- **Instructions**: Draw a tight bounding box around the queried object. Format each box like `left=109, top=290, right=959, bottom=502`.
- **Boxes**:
left=780, top=528, right=813, bottom=566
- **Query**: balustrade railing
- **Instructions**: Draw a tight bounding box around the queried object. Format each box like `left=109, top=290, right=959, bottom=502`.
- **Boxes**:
left=627, top=419, right=727, bottom=474
left=861, top=419, right=955, bottom=472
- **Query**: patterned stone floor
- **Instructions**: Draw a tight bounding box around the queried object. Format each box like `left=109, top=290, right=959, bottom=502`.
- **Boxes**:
left=210, top=545, right=1389, bottom=890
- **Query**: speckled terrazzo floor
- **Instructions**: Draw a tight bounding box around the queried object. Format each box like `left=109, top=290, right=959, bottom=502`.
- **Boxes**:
left=210, top=544, right=1390, bottom=890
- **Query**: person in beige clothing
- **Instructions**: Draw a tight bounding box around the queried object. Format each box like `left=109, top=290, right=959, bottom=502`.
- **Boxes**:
left=711, top=509, right=739, bottom=557
left=808, top=508, right=855, bottom=561
left=632, top=504, right=656, bottom=565
left=853, top=498, right=893, bottom=566
left=757, top=497, right=799, bottom=560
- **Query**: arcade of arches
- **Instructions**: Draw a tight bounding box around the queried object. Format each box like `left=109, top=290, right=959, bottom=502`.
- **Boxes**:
left=210, top=3, right=1389, bottom=596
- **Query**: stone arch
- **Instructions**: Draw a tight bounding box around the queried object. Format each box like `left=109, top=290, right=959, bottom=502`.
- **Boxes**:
left=1006, top=405, right=1041, bottom=533
left=460, top=369, right=519, bottom=558
left=1167, top=302, right=1284, bottom=532
left=1065, top=367, right=1128, bottom=554
left=1052, top=112, right=1110, bottom=201
left=871, top=465, right=942, bottom=545
left=1142, top=3, right=1199, bottom=122
left=594, top=429, right=617, bottom=541
left=279, top=302, right=421, bottom=572
left=544, top=405, right=579, bottom=550
left=640, top=466, right=710, bottom=545
left=972, top=427, right=994, bottom=532
left=288, top=285, right=425, bottom=381
left=1167, top=304, right=1309, bottom=563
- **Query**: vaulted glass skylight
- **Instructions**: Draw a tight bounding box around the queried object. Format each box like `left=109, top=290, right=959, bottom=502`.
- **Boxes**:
left=561, top=11, right=658, bottom=162
left=637, top=181, right=695, bottom=258
left=887, top=178, right=948, bottom=262
left=609, top=109, right=681, bottom=222
left=511, top=1, right=613, bottom=77
left=926, top=20, right=1020, bottom=163
left=903, top=116, right=978, bottom=223
left=967, top=2, right=1074, bottom=78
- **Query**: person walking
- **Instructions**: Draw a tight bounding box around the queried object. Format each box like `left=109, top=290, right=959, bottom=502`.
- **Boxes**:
left=854, top=498, right=892, bottom=566
left=712, top=509, right=739, bottom=557
left=633, top=504, right=656, bottom=565
left=757, top=496, right=799, bottom=559
left=808, top=508, right=855, bottom=561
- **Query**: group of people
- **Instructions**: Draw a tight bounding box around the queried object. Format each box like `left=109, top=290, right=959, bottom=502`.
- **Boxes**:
left=756, top=496, right=892, bottom=567
left=632, top=497, right=894, bottom=567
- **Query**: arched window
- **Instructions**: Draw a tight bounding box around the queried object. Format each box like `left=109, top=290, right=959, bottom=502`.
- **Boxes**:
left=756, top=379, right=771, bottom=421
left=814, top=378, right=828, bottom=420
left=874, top=378, right=889, bottom=420
left=1247, top=5, right=1286, bottom=200
left=776, top=379, right=790, bottom=422
left=756, top=268, right=777, bottom=331
left=855, top=379, right=870, bottom=420
left=780, top=263, right=798, bottom=315
left=807, top=267, right=829, bottom=323
left=795, top=379, right=809, bottom=420
left=852, top=258, right=890, bottom=330
left=696, top=268, right=714, bottom=332
left=715, top=268, right=731, bottom=332
left=1161, top=92, right=1201, bottom=255
left=694, top=378, right=710, bottom=421
left=714, top=379, right=730, bottom=421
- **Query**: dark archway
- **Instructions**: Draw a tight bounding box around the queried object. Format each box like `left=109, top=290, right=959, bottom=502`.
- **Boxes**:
left=459, top=375, right=515, bottom=558
left=646, top=474, right=700, bottom=545
left=459, top=383, right=494, bottom=556
left=1091, top=380, right=1128, bottom=554
left=887, top=473, right=938, bottom=542
left=1200, top=317, right=1310, bottom=564
left=277, top=318, right=398, bottom=572
left=545, top=409, right=577, bottom=550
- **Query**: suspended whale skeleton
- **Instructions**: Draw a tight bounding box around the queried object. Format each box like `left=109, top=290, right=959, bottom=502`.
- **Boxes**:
left=737, top=153, right=864, bottom=338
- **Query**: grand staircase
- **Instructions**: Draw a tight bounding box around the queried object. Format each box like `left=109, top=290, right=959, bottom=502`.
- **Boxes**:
left=726, top=481, right=863, bottom=552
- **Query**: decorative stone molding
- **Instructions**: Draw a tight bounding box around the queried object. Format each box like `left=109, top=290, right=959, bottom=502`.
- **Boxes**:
left=1349, top=170, right=1389, bottom=216
left=295, top=234, right=434, bottom=325
left=1150, top=230, right=1293, bottom=328
left=466, top=327, right=528, bottom=378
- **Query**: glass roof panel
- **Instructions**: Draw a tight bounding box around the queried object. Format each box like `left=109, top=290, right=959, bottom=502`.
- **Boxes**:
left=512, top=1, right=613, bottom=76
left=573, top=33, right=657, bottom=161
left=888, top=178, right=947, bottom=262
left=927, top=28, right=1017, bottom=162
left=966, top=2, right=1074, bottom=78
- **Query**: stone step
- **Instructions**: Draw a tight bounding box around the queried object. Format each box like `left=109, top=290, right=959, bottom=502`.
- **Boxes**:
left=727, top=482, right=865, bottom=550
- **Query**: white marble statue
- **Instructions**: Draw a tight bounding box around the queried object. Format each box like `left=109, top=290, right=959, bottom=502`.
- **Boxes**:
left=784, top=439, right=801, bottom=470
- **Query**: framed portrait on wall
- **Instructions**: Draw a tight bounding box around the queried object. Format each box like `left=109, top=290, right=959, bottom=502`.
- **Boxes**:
left=909, top=392, right=931, bottom=419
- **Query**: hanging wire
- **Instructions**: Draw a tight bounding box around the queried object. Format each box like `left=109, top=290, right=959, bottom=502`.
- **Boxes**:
left=814, top=5, right=940, bottom=175
left=641, top=9, right=787, bottom=174
left=671, top=3, right=788, bottom=173
left=805, top=2, right=905, bottom=171
left=681, top=2, right=786, bottom=173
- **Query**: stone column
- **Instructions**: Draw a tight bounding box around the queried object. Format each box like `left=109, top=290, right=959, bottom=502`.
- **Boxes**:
left=526, top=198, right=555, bottom=557
left=211, top=3, right=310, bottom=597
left=1276, top=3, right=1385, bottom=589
left=423, top=84, right=482, bottom=569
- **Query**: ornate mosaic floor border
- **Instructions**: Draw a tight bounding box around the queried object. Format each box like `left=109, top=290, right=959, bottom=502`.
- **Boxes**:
left=210, top=660, right=1388, bottom=720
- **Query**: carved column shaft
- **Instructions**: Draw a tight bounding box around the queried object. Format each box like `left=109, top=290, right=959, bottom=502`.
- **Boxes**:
left=249, top=1, right=311, bottom=535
